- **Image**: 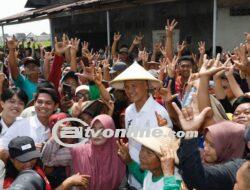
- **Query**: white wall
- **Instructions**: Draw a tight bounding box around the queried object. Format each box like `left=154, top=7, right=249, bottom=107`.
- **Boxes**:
left=217, top=8, right=250, bottom=52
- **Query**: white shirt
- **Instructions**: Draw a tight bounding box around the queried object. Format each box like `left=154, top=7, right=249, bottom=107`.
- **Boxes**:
left=143, top=172, right=164, bottom=190
left=125, top=95, right=173, bottom=189
left=0, top=117, right=22, bottom=138
left=0, top=119, right=9, bottom=138
left=0, top=115, right=50, bottom=149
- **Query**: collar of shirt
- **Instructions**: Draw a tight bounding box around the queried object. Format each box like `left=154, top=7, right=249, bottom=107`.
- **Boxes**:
left=131, top=95, right=155, bottom=114
left=33, top=115, right=46, bottom=129
left=0, top=119, right=9, bottom=135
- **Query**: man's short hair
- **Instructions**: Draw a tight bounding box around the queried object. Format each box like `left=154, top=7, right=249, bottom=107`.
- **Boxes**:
left=1, top=87, right=28, bottom=106
left=177, top=55, right=195, bottom=65
left=34, top=88, right=59, bottom=104
left=232, top=96, right=250, bottom=112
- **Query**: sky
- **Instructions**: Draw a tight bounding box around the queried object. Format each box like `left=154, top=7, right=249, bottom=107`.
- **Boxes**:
left=0, top=0, right=50, bottom=36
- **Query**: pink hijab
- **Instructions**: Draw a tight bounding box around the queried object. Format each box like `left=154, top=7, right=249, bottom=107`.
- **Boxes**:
left=205, top=121, right=246, bottom=163
left=70, top=114, right=126, bottom=190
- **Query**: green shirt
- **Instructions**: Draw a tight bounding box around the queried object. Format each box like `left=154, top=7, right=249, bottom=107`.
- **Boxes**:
left=128, top=161, right=181, bottom=190
left=14, top=74, right=37, bottom=102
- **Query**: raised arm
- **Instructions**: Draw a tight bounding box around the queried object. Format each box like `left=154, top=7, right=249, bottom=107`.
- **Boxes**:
left=197, top=54, right=225, bottom=127
left=198, top=41, right=206, bottom=69
left=225, top=64, right=244, bottom=98
left=111, top=32, right=121, bottom=58
left=165, top=19, right=178, bottom=61
left=43, top=51, right=52, bottom=80
left=70, top=37, right=80, bottom=72
left=94, top=67, right=111, bottom=102
left=128, top=34, right=144, bottom=54
left=48, top=37, right=66, bottom=89
left=7, top=37, right=19, bottom=80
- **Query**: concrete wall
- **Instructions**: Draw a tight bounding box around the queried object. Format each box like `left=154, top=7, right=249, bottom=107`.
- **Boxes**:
left=217, top=8, right=250, bottom=52
left=50, top=0, right=213, bottom=51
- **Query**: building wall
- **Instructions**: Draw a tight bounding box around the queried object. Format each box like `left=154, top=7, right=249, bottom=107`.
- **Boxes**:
left=50, top=0, right=213, bottom=51
left=217, top=8, right=250, bottom=52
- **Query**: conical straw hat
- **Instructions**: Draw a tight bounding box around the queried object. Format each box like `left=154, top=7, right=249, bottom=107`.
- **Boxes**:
left=130, top=127, right=179, bottom=156
left=109, top=62, right=161, bottom=89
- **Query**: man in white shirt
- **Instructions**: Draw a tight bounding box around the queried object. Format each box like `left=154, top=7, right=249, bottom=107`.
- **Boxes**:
left=0, top=88, right=59, bottom=149
left=110, top=62, right=173, bottom=189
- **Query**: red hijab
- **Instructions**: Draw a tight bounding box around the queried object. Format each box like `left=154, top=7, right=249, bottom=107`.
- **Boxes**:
left=205, top=121, right=246, bottom=163
left=70, top=114, right=126, bottom=190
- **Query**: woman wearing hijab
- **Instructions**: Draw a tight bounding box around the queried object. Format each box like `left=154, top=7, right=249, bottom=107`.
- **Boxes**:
left=70, top=114, right=126, bottom=190
left=202, top=121, right=246, bottom=164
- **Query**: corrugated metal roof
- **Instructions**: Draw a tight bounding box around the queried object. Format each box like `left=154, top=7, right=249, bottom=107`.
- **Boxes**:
left=0, top=0, right=101, bottom=25
left=1, top=0, right=248, bottom=26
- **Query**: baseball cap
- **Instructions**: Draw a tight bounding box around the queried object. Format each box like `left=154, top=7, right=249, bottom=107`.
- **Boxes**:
left=61, top=71, right=79, bottom=83
left=119, top=47, right=129, bottom=54
left=23, top=57, right=40, bottom=67
left=8, top=136, right=41, bottom=162
left=75, top=85, right=90, bottom=95
left=109, top=62, right=127, bottom=74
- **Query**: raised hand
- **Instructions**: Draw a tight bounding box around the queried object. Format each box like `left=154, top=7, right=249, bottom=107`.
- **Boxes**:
left=133, top=33, right=144, bottom=45
left=238, top=43, right=248, bottom=65
left=172, top=94, right=211, bottom=131
left=113, top=32, right=122, bottom=42
left=70, top=37, right=80, bottom=54
left=177, top=41, right=186, bottom=57
left=72, top=98, right=84, bottom=118
left=102, top=59, right=110, bottom=70
left=54, top=36, right=70, bottom=55
left=160, top=147, right=175, bottom=176
left=244, top=32, right=250, bottom=53
left=6, top=36, right=18, bottom=51
left=160, top=46, right=167, bottom=57
left=138, top=48, right=149, bottom=64
left=199, top=54, right=226, bottom=77
left=198, top=41, right=206, bottom=55
left=103, top=99, right=115, bottom=116
left=159, top=79, right=178, bottom=102
left=166, top=56, right=178, bottom=78
left=76, top=65, right=95, bottom=81
left=117, top=139, right=132, bottom=164
left=153, top=42, right=162, bottom=52
left=166, top=19, right=178, bottom=33
left=93, top=67, right=103, bottom=86
left=44, top=51, right=52, bottom=61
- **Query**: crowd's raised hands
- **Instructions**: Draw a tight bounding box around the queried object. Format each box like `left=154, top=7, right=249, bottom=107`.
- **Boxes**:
left=172, top=94, right=211, bottom=132
left=117, top=139, right=132, bottom=164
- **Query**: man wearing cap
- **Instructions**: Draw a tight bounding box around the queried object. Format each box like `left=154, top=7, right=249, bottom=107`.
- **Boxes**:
left=109, top=61, right=127, bottom=79
left=75, top=85, right=90, bottom=102
left=110, top=62, right=173, bottom=189
left=7, top=39, right=40, bottom=102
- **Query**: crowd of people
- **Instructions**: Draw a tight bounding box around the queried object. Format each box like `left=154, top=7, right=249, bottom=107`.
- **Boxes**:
left=0, top=18, right=249, bottom=190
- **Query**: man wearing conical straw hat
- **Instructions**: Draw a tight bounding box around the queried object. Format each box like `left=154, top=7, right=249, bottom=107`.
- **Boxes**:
left=110, top=62, right=173, bottom=189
